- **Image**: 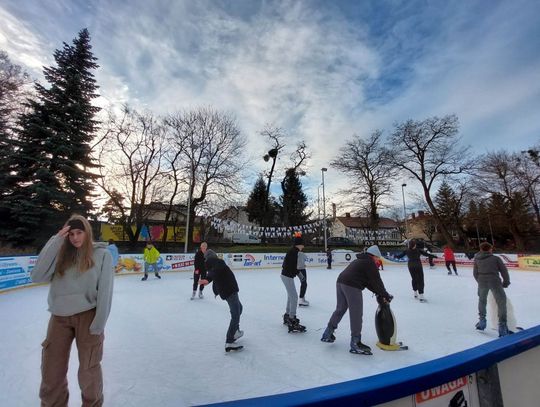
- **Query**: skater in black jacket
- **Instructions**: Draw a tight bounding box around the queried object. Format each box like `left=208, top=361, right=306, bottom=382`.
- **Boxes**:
left=199, top=250, right=244, bottom=352
left=281, top=234, right=307, bottom=332
left=396, top=239, right=431, bottom=302
left=321, top=245, right=392, bottom=354
left=191, top=242, right=207, bottom=299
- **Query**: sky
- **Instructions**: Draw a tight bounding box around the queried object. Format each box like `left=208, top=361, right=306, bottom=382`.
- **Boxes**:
left=1, top=0, right=540, bottom=214
left=2, top=261, right=539, bottom=406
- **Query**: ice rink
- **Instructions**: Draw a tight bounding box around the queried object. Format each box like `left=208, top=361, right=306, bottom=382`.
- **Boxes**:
left=1, top=262, right=539, bottom=406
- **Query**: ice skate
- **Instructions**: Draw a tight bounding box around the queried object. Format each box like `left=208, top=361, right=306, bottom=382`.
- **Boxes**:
left=498, top=322, right=513, bottom=337
left=283, top=313, right=290, bottom=325
left=418, top=293, right=427, bottom=302
left=298, top=298, right=310, bottom=307
left=475, top=317, right=487, bottom=331
left=191, top=291, right=196, bottom=300
left=413, top=291, right=418, bottom=299
left=198, top=291, right=204, bottom=299
left=321, top=326, right=336, bottom=343
left=141, top=274, right=148, bottom=281
left=287, top=318, right=306, bottom=333
left=233, top=329, right=244, bottom=341
left=155, top=274, right=161, bottom=279
left=349, top=336, right=372, bottom=355
left=225, top=343, right=244, bottom=352
left=448, top=271, right=452, bottom=275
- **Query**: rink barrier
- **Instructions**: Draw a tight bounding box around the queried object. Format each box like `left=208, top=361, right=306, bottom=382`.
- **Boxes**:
left=202, top=324, right=540, bottom=407
left=0, top=251, right=537, bottom=292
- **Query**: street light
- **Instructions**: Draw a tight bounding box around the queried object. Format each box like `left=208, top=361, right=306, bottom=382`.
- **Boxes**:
left=184, top=166, right=194, bottom=254
left=401, top=183, right=408, bottom=238
left=317, top=183, right=323, bottom=244
left=322, top=168, right=328, bottom=252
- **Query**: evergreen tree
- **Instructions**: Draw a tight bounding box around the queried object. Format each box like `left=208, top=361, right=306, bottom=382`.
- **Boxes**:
left=6, top=29, right=100, bottom=246
left=246, top=175, right=268, bottom=226
left=280, top=168, right=309, bottom=226
left=434, top=182, right=458, bottom=230
left=0, top=51, right=30, bottom=234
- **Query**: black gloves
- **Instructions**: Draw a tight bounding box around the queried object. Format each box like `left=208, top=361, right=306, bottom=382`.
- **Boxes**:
left=377, top=294, right=393, bottom=305
left=502, top=281, right=510, bottom=288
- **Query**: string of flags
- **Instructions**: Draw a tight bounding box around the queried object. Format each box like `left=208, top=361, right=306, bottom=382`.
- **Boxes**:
left=210, top=217, right=322, bottom=238
left=210, top=216, right=401, bottom=240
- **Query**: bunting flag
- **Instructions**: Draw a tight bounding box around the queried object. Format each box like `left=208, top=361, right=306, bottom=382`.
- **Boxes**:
left=209, top=217, right=322, bottom=237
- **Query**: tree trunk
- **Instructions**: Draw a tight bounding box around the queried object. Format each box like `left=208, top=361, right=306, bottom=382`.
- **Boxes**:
left=424, top=189, right=456, bottom=249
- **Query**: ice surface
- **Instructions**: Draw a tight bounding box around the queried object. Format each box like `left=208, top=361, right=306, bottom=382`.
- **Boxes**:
left=1, top=263, right=539, bottom=406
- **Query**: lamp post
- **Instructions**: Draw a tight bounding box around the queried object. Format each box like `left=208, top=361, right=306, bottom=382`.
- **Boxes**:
left=184, top=166, right=194, bottom=254
left=322, top=168, right=328, bottom=252
left=317, top=183, right=322, bottom=244
left=401, top=183, right=408, bottom=238
left=262, top=148, right=279, bottom=241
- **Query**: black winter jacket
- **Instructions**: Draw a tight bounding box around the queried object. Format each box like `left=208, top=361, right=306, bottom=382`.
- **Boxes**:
left=194, top=250, right=207, bottom=278
left=396, top=248, right=431, bottom=263
left=281, top=246, right=300, bottom=278
left=205, top=257, right=239, bottom=300
left=337, top=253, right=391, bottom=298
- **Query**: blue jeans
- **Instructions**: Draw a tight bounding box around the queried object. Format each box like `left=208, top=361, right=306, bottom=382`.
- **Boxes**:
left=144, top=262, right=159, bottom=275
left=225, top=292, right=243, bottom=343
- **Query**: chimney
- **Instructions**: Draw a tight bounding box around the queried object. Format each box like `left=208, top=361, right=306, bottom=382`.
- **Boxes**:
left=332, top=203, right=337, bottom=220
left=345, top=212, right=351, bottom=218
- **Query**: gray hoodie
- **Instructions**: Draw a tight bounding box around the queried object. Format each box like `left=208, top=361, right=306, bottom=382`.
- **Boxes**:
left=473, top=252, right=510, bottom=286
left=31, top=234, right=114, bottom=335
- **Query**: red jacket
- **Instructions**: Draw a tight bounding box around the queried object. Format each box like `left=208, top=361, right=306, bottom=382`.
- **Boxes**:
left=443, top=248, right=455, bottom=261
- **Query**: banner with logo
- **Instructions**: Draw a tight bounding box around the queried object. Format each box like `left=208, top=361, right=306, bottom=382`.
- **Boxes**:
left=100, top=224, right=201, bottom=243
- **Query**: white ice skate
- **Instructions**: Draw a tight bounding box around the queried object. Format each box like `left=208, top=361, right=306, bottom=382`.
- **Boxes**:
left=190, top=291, right=196, bottom=300
left=298, top=298, right=310, bottom=307
left=418, top=293, right=427, bottom=303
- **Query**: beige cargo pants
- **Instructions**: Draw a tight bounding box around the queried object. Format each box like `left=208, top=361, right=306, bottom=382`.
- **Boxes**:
left=40, top=308, right=104, bottom=407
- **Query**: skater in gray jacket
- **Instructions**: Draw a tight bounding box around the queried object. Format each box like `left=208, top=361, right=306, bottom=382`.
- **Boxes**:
left=321, top=245, right=393, bottom=355
left=473, top=242, right=511, bottom=336
left=31, top=215, right=114, bottom=406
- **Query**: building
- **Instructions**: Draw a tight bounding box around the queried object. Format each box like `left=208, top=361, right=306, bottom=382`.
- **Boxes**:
left=330, top=213, right=401, bottom=246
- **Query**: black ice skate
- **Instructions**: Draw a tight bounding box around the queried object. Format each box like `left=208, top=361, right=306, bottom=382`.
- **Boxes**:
left=287, top=318, right=306, bottom=333
left=349, top=336, right=372, bottom=355
left=225, top=343, right=244, bottom=353
left=141, top=274, right=148, bottom=281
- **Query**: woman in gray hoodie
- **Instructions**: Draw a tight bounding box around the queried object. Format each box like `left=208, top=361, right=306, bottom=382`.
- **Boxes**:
left=31, top=215, right=114, bottom=406
left=473, top=242, right=511, bottom=337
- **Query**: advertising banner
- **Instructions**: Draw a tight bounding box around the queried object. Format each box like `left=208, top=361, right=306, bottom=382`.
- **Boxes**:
left=414, top=375, right=476, bottom=407
left=517, top=254, right=540, bottom=271
left=0, top=256, right=35, bottom=290
left=100, top=224, right=201, bottom=243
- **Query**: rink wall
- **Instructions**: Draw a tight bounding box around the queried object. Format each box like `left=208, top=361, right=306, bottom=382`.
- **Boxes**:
left=203, top=324, right=540, bottom=407
left=1, top=250, right=538, bottom=292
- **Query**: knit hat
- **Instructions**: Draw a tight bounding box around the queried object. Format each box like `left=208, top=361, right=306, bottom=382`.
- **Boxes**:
left=67, top=219, right=85, bottom=231
left=293, top=232, right=304, bottom=246
left=366, top=245, right=382, bottom=258
left=204, top=249, right=218, bottom=260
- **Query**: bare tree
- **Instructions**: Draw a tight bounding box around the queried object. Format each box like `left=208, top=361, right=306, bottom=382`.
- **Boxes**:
left=514, top=151, right=540, bottom=226
left=165, top=107, right=247, bottom=249
left=331, top=130, right=398, bottom=243
left=96, top=107, right=167, bottom=245
left=474, top=151, right=532, bottom=250
left=389, top=115, right=473, bottom=248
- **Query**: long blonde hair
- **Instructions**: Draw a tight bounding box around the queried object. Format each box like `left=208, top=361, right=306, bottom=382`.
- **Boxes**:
left=55, top=215, right=95, bottom=276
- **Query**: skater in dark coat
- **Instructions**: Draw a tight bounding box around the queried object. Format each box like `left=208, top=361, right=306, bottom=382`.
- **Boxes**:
left=191, top=242, right=207, bottom=299
left=281, top=234, right=307, bottom=332
left=326, top=248, right=333, bottom=269
left=321, top=245, right=393, bottom=354
left=199, top=250, right=244, bottom=352
left=473, top=242, right=511, bottom=337
left=396, top=239, right=431, bottom=302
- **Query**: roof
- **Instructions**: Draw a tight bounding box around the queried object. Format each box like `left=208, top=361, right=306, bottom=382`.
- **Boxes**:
left=336, top=216, right=398, bottom=229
